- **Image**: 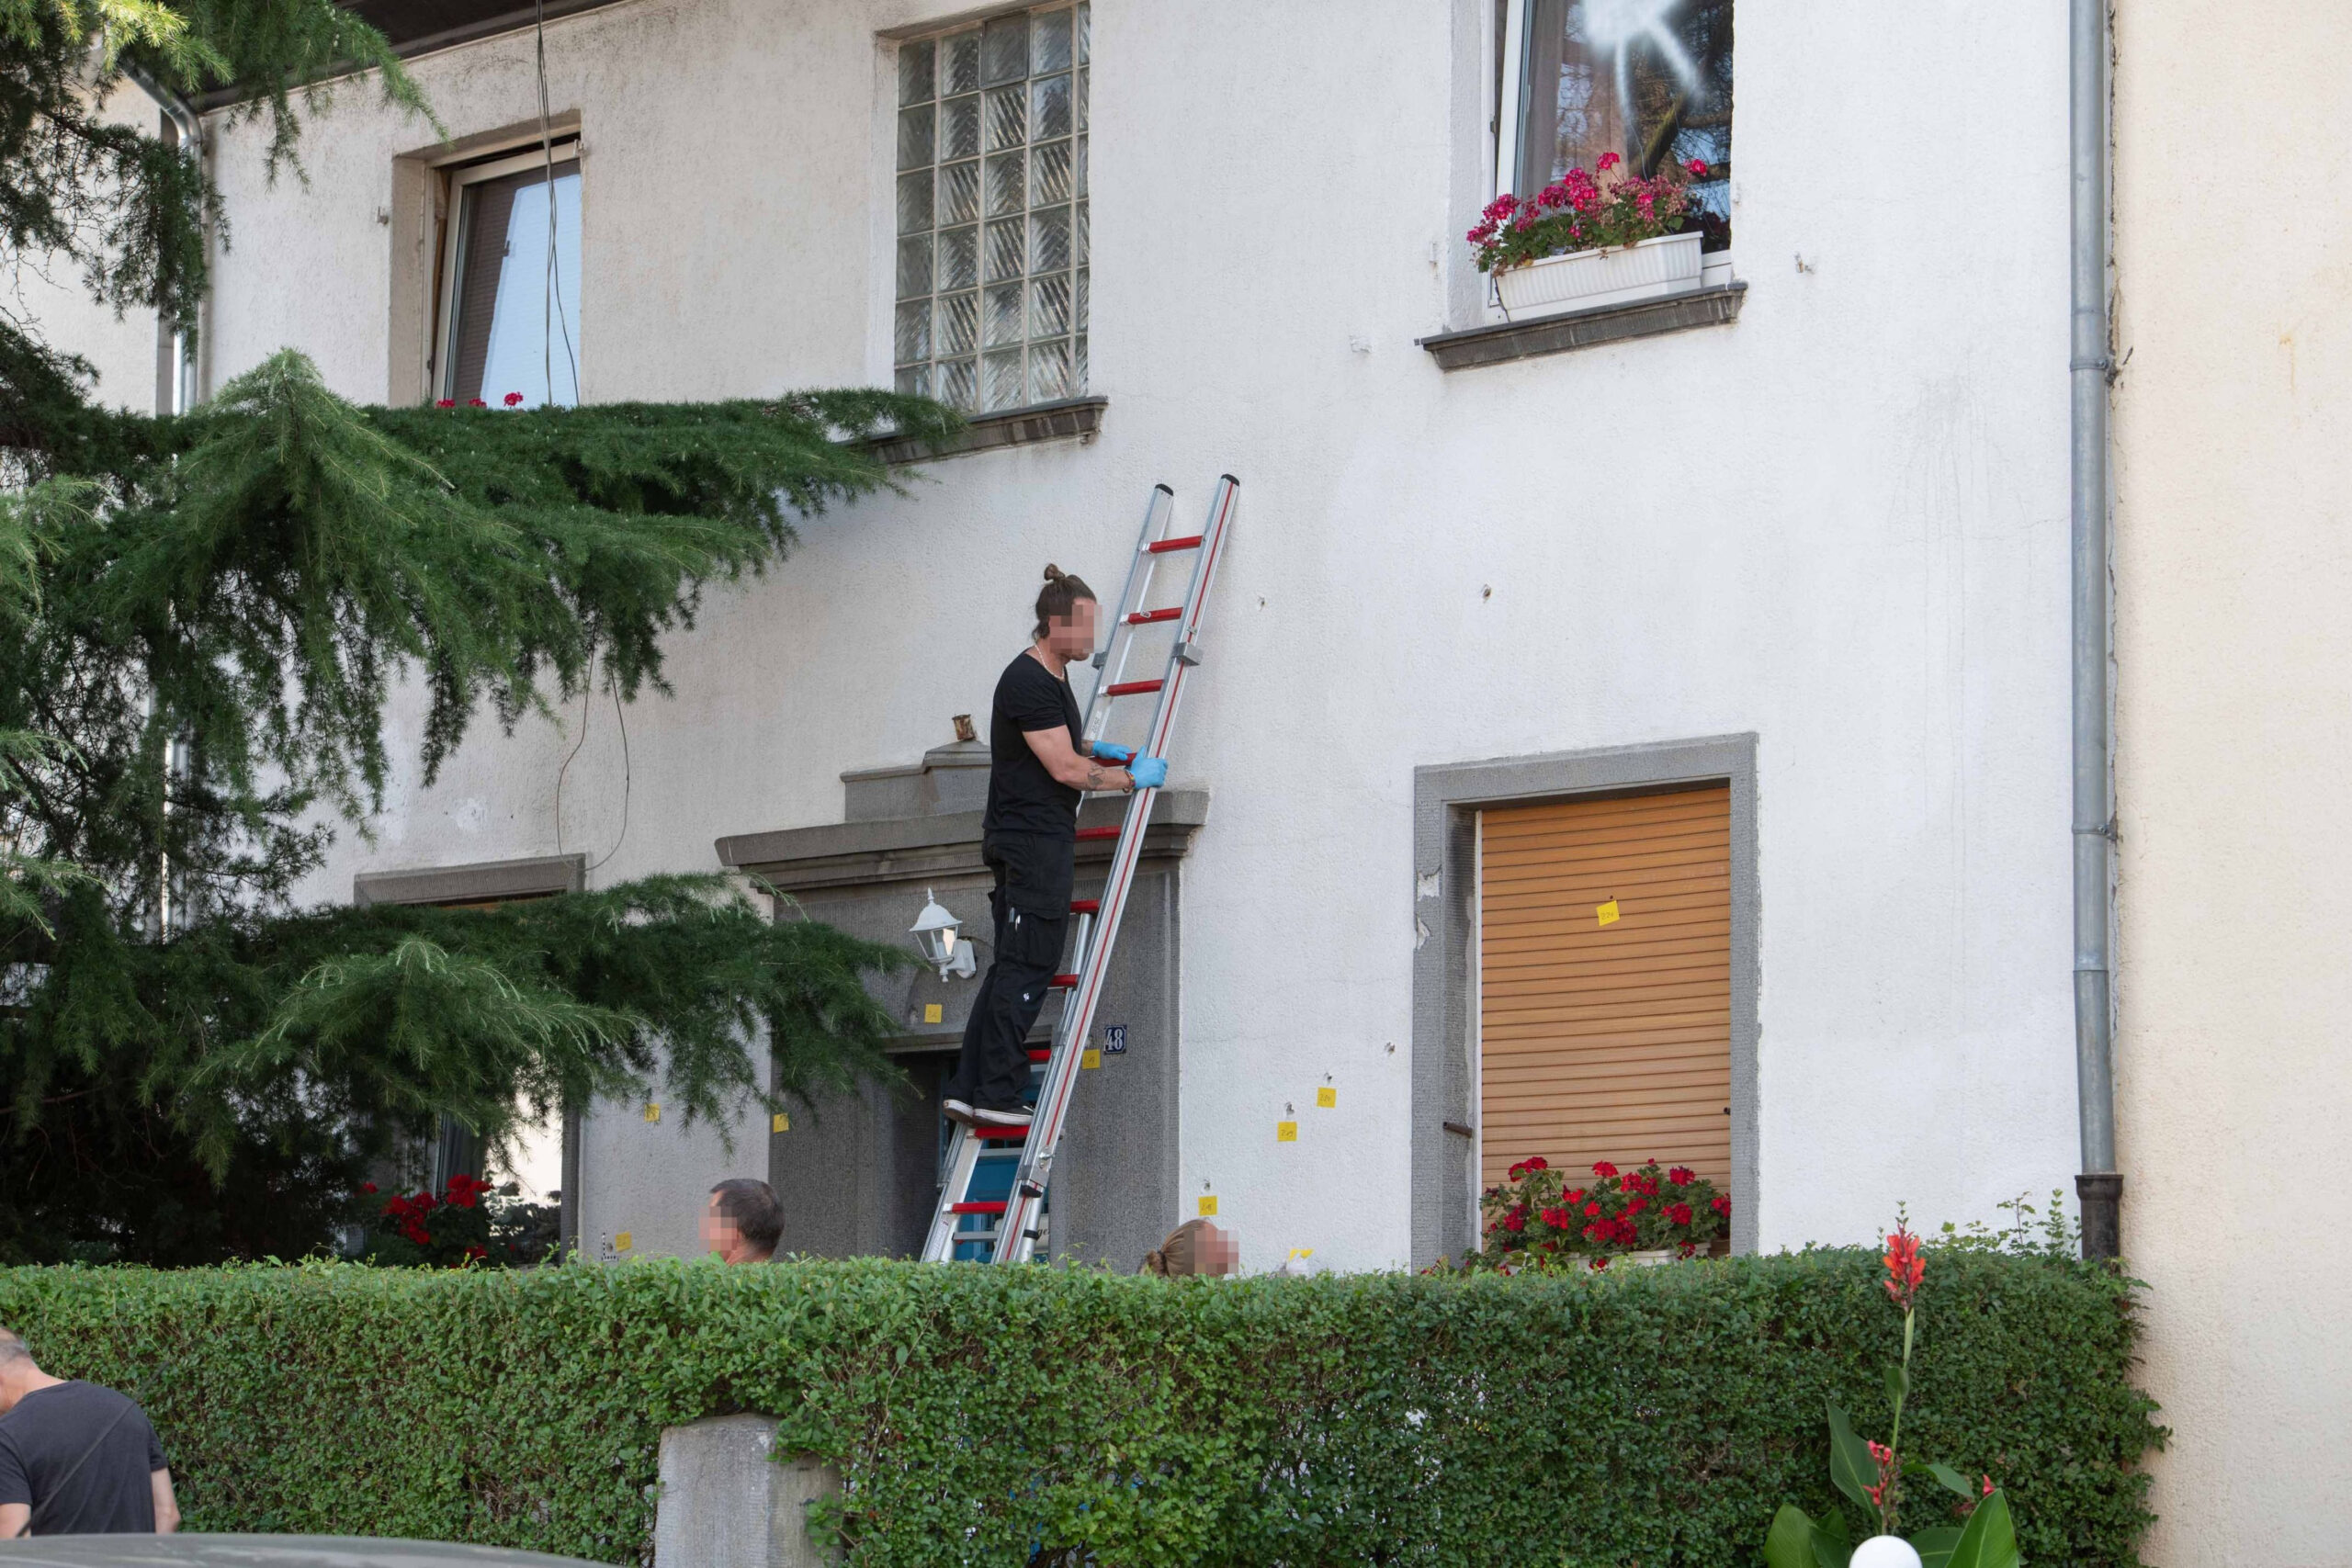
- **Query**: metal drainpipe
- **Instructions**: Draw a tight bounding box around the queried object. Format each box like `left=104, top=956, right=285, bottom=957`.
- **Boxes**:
left=121, top=61, right=203, bottom=415
left=2069, top=0, right=2121, bottom=1260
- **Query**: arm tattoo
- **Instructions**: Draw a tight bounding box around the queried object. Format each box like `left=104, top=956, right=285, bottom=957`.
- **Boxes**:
left=1085, top=764, right=1103, bottom=791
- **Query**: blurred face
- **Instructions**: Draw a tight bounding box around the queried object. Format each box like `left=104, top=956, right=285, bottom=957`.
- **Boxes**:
left=700, top=1197, right=745, bottom=1262
left=1196, top=1222, right=1240, bottom=1277
left=1040, top=596, right=1099, bottom=664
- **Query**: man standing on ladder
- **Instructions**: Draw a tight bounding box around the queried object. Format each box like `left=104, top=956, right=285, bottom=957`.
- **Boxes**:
left=943, top=566, right=1169, bottom=1130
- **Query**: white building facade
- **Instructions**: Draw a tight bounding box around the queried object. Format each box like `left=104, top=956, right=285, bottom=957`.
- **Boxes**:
left=80, top=0, right=2088, bottom=1273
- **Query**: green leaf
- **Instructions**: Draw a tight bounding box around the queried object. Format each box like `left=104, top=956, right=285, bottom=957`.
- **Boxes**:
left=1942, top=1491, right=2019, bottom=1568
left=1763, top=1505, right=1819, bottom=1568
left=1826, top=1401, right=1880, bottom=1514
left=1910, top=1525, right=1964, bottom=1568
left=1884, top=1361, right=1908, bottom=1405
left=1924, top=1462, right=1975, bottom=1499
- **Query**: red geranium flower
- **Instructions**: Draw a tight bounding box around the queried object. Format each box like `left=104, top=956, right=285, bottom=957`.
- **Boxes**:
left=1591, top=1160, right=1618, bottom=1179
left=1666, top=1201, right=1693, bottom=1226
left=503, top=391, right=526, bottom=407
left=1564, top=1188, right=1586, bottom=1204
left=1711, top=1195, right=1732, bottom=1216
left=1685, top=157, right=1710, bottom=176
left=466, top=398, right=487, bottom=408
left=1583, top=1201, right=1601, bottom=1218
left=435, top=399, right=456, bottom=409
left=1668, top=1167, right=1696, bottom=1186
left=359, top=1181, right=378, bottom=1194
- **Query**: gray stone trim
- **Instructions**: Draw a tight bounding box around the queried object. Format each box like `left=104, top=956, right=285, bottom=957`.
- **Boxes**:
left=718, top=790, right=1209, bottom=893
left=1417, top=283, right=1747, bottom=371
left=352, top=852, right=585, bottom=908
left=870, top=396, right=1107, bottom=466
left=1410, top=735, right=1759, bottom=1266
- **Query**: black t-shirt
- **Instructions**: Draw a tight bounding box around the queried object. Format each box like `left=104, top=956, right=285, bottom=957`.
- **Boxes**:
left=983, top=649, right=1084, bottom=839
left=0, top=1381, right=167, bottom=1535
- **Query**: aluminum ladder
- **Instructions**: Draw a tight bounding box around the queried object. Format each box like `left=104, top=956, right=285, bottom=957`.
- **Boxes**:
left=920, top=474, right=1239, bottom=1264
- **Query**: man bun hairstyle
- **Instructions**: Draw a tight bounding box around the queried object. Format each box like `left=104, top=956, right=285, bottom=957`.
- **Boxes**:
left=708, top=1178, right=784, bottom=1255
left=1034, top=563, right=1096, bottom=639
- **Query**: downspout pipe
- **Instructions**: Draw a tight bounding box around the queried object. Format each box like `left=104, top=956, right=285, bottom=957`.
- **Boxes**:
left=119, top=60, right=204, bottom=416
left=2069, top=0, right=2121, bottom=1259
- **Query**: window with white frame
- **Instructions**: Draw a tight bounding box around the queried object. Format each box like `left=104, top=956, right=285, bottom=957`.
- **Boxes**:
left=1497, top=0, right=1731, bottom=250
left=893, top=3, right=1089, bottom=413
left=434, top=141, right=582, bottom=408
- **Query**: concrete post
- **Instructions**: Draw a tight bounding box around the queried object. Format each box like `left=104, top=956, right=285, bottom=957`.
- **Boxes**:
left=652, top=1415, right=842, bottom=1568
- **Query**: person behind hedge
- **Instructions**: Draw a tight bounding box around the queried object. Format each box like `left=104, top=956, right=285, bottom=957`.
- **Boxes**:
left=0, top=1327, right=179, bottom=1538
left=701, top=1178, right=783, bottom=1264
left=942, top=565, right=1169, bottom=1131
left=1140, top=1219, right=1239, bottom=1278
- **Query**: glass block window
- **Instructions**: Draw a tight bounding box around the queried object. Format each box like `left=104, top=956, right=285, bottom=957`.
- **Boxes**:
left=895, top=2, right=1089, bottom=412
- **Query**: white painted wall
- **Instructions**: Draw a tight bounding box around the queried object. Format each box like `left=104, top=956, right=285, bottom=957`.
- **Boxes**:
left=5, top=79, right=165, bottom=413
left=2112, top=5, right=2352, bottom=1563
left=161, top=0, right=2081, bottom=1273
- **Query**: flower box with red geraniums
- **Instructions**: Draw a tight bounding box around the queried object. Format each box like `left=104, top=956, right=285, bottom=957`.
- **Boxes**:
left=1458, top=1156, right=1730, bottom=1273
left=1467, top=154, right=1713, bottom=318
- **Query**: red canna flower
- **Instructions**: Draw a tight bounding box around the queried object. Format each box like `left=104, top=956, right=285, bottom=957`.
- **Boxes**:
left=1883, top=1225, right=1925, bottom=1312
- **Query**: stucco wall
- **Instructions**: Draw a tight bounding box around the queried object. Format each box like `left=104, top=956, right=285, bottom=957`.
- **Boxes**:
left=154, top=0, right=2085, bottom=1274
left=6, top=79, right=166, bottom=413
left=2112, top=5, right=2352, bottom=1563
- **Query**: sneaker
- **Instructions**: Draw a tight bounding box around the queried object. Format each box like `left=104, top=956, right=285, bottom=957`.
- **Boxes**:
left=942, top=1098, right=978, bottom=1126
left=972, top=1104, right=1035, bottom=1129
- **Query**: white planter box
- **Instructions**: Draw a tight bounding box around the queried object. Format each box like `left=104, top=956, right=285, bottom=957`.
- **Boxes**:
left=1621, top=1248, right=1677, bottom=1268
left=1493, top=231, right=1704, bottom=318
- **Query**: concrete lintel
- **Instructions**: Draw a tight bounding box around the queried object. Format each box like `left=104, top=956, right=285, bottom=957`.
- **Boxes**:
left=718, top=790, right=1209, bottom=893
left=353, top=852, right=585, bottom=908
left=1417, top=283, right=1747, bottom=371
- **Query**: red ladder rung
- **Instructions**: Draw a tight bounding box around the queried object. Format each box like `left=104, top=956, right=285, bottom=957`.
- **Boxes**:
left=972, top=1123, right=1031, bottom=1140
left=1069, top=898, right=1100, bottom=914
left=1076, top=826, right=1120, bottom=841
left=948, top=1201, right=1007, bottom=1215
left=1125, top=607, right=1182, bottom=625
left=1104, top=679, right=1163, bottom=697
left=1147, top=535, right=1203, bottom=554
left=1048, top=973, right=1080, bottom=988
left=1028, top=1048, right=1050, bottom=1062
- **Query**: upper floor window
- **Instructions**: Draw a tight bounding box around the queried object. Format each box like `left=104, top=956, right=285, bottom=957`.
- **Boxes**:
left=1497, top=0, right=1732, bottom=250
left=435, top=141, right=582, bottom=407
left=894, top=3, right=1090, bottom=413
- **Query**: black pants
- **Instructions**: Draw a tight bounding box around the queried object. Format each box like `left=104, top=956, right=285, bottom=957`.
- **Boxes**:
left=949, top=832, right=1073, bottom=1110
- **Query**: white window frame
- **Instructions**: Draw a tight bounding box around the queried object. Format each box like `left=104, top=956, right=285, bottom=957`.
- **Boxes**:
left=432, top=141, right=582, bottom=405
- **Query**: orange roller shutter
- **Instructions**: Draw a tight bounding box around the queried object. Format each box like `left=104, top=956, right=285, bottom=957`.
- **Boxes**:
left=1478, top=784, right=1732, bottom=1191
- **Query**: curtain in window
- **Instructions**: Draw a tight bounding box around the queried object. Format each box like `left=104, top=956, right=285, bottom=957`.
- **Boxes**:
left=447, top=164, right=582, bottom=407
left=1514, top=0, right=1732, bottom=247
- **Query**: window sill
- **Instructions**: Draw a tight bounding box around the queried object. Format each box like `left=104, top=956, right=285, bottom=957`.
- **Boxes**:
left=872, top=395, right=1107, bottom=465
left=1417, top=282, right=1747, bottom=372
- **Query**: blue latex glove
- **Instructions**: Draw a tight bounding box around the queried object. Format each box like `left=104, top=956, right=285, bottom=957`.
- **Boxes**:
left=1090, top=741, right=1135, bottom=765
left=1128, top=756, right=1169, bottom=789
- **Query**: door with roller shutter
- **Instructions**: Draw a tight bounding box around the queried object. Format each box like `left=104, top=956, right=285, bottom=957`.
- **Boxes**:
left=1477, top=784, right=1732, bottom=1191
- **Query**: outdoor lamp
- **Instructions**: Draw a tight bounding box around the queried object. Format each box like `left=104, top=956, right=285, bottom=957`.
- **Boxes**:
left=910, top=889, right=977, bottom=980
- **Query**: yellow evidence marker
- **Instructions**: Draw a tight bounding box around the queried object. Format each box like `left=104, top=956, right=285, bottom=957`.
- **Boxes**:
left=1198, top=1195, right=1218, bottom=1216
left=1276, top=1121, right=1297, bottom=1142
left=772, top=1112, right=790, bottom=1134
left=643, top=1102, right=662, bottom=1123
left=923, top=1003, right=943, bottom=1024
left=1596, top=898, right=1621, bottom=927
left=1082, top=1049, right=1102, bottom=1068
left=614, top=1232, right=633, bottom=1253
left=1315, top=1087, right=1337, bottom=1109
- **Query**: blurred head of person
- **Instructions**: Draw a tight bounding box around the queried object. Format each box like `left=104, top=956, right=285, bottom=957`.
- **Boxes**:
left=701, top=1179, right=783, bottom=1264
left=1141, top=1217, right=1239, bottom=1278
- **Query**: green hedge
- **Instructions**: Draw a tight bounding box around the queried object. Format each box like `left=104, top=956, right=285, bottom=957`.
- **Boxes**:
left=0, top=1250, right=2160, bottom=1565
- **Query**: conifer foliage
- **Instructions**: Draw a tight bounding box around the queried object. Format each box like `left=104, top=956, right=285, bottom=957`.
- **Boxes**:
left=2, top=1, right=956, bottom=1260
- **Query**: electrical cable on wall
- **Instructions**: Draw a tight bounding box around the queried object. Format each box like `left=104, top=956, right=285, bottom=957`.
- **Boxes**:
left=535, top=0, right=579, bottom=404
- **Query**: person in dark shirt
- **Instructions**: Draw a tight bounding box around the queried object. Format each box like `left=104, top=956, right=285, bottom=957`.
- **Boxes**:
left=943, top=565, right=1169, bottom=1128
left=0, top=1326, right=178, bottom=1539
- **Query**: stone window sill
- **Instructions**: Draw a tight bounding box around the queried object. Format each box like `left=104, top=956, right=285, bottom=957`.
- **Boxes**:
left=1417, top=283, right=1747, bottom=372
left=872, top=395, right=1107, bottom=465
